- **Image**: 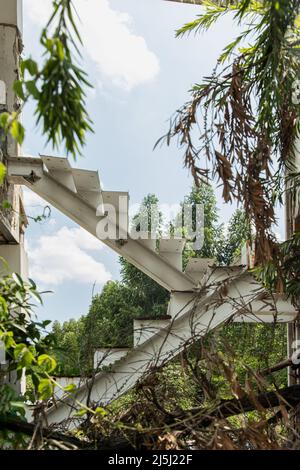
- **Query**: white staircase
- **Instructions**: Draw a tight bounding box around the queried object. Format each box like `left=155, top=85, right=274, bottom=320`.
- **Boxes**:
left=7, top=156, right=298, bottom=428
left=8, top=156, right=195, bottom=292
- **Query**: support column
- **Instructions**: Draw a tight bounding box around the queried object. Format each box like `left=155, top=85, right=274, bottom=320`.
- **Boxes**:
left=0, top=0, right=27, bottom=395
left=288, top=321, right=300, bottom=385
left=0, top=0, right=23, bottom=242
left=286, top=139, right=300, bottom=386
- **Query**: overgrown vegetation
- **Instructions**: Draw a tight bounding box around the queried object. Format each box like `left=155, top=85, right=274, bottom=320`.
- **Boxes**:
left=158, top=0, right=300, bottom=302
left=1, top=0, right=300, bottom=451
left=0, top=268, right=59, bottom=448
left=50, top=187, right=287, bottom=397
left=78, top=335, right=299, bottom=450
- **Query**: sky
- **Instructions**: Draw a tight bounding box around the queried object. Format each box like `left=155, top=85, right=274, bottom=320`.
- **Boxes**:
left=20, top=0, right=277, bottom=325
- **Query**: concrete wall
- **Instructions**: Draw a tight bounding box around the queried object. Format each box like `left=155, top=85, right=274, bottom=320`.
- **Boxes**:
left=0, top=242, right=28, bottom=395
left=0, top=242, right=28, bottom=279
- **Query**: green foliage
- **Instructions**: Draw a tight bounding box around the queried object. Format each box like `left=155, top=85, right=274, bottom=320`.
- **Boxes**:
left=0, top=163, right=6, bottom=185
left=119, top=262, right=169, bottom=318
left=180, top=184, right=221, bottom=265
left=52, top=317, right=86, bottom=375
left=219, top=323, right=287, bottom=386
left=254, top=232, right=300, bottom=306
left=179, top=185, right=251, bottom=267
left=0, top=271, right=60, bottom=448
left=0, top=385, right=26, bottom=421
left=132, top=193, right=163, bottom=237
left=217, top=209, right=251, bottom=265
left=82, top=281, right=138, bottom=351
left=160, top=0, right=300, bottom=269
left=176, top=0, right=256, bottom=37
left=36, top=1, right=93, bottom=158
left=0, top=112, right=25, bottom=146
left=0, top=0, right=93, bottom=158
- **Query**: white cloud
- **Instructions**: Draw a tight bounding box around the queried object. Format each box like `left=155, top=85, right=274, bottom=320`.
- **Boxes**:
left=25, top=0, right=52, bottom=26
left=28, top=226, right=111, bottom=286
left=25, top=0, right=159, bottom=91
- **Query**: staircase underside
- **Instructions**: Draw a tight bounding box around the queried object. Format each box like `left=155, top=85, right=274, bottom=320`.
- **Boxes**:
left=46, top=268, right=297, bottom=428
left=8, top=156, right=196, bottom=292
left=8, top=156, right=297, bottom=428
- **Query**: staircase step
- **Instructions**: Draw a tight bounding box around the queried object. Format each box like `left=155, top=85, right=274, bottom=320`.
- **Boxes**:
left=184, top=258, right=213, bottom=283
left=158, top=238, right=186, bottom=271
left=94, top=348, right=130, bottom=370
left=78, top=190, right=103, bottom=212
left=167, top=292, right=196, bottom=318
left=133, top=316, right=172, bottom=347
left=72, top=168, right=101, bottom=192
left=234, top=294, right=297, bottom=323
left=102, top=191, right=129, bottom=214
left=53, top=376, right=82, bottom=400
left=138, top=239, right=157, bottom=251
left=41, top=155, right=77, bottom=192
left=102, top=191, right=129, bottom=238
left=201, top=265, right=245, bottom=288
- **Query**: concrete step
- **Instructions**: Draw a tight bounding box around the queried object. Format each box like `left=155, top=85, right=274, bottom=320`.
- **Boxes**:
left=72, top=168, right=101, bottom=193
left=41, top=155, right=77, bottom=192
left=138, top=238, right=157, bottom=252
left=158, top=238, right=186, bottom=271
left=94, top=348, right=130, bottom=370
left=167, top=292, right=196, bottom=318
left=234, top=294, right=298, bottom=323
left=184, top=258, right=213, bottom=283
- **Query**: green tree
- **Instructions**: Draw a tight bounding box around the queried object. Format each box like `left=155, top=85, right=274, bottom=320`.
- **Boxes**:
left=52, top=318, right=85, bottom=376
left=217, top=209, right=251, bottom=266
left=160, top=0, right=300, bottom=273
left=119, top=260, right=169, bottom=319
left=0, top=272, right=59, bottom=448
left=120, top=193, right=169, bottom=318
left=83, top=281, right=138, bottom=349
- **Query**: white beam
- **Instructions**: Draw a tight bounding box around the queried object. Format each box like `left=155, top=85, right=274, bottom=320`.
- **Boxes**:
left=233, top=296, right=298, bottom=323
